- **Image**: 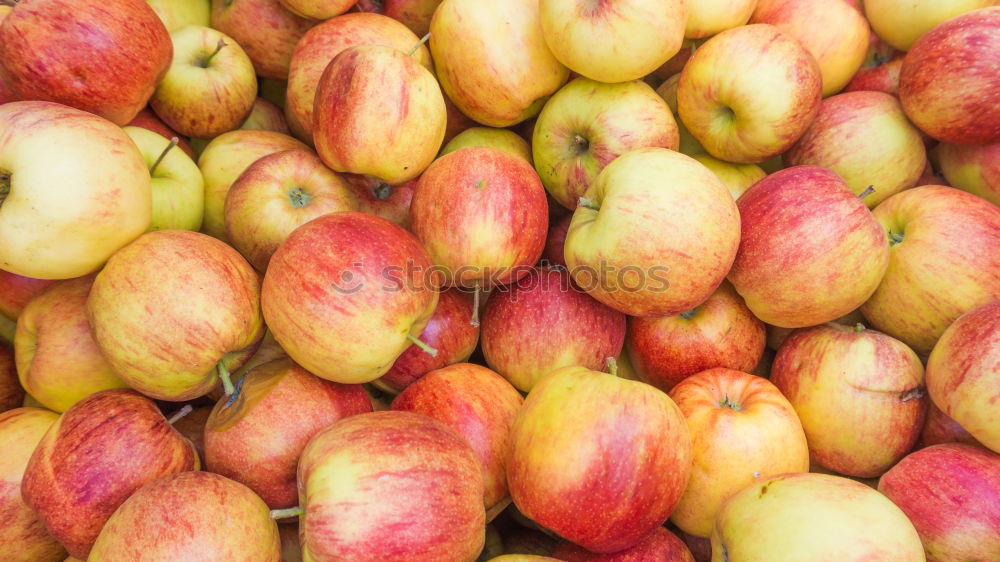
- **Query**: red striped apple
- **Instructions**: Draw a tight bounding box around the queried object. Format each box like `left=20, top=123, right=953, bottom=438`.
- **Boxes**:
left=209, top=0, right=313, bottom=80
left=279, top=0, right=352, bottom=20
left=352, top=0, right=443, bottom=36
left=344, top=174, right=418, bottom=229
left=844, top=54, right=903, bottom=96
left=919, top=402, right=983, bottom=449
left=935, top=141, right=1000, bottom=206
left=0, top=270, right=56, bottom=321
left=552, top=527, right=695, bottom=561
left=542, top=214, right=571, bottom=269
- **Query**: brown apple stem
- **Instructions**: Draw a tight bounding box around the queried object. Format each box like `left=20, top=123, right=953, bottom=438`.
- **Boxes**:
left=470, top=286, right=481, bottom=327
left=218, top=362, right=236, bottom=396
left=900, top=387, right=926, bottom=402
left=605, top=356, right=619, bottom=377
left=406, top=334, right=438, bottom=357
left=0, top=0, right=17, bottom=6
left=269, top=507, right=305, bottom=520
left=578, top=197, right=600, bottom=211
left=201, top=39, right=227, bottom=68
left=858, top=185, right=876, bottom=200
left=888, top=231, right=905, bottom=246
left=149, top=137, right=180, bottom=176
left=406, top=33, right=431, bottom=57
left=166, top=404, right=193, bottom=425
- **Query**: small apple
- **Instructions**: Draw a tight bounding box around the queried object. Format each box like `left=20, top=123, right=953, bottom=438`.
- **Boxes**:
left=685, top=0, right=755, bottom=39
left=352, top=0, right=443, bottom=36
left=689, top=154, right=765, bottom=201
left=124, top=126, right=205, bottom=232
left=935, top=141, right=1000, bottom=206
left=442, top=127, right=533, bottom=163
left=147, top=0, right=210, bottom=31
left=844, top=53, right=904, bottom=96
left=864, top=0, right=996, bottom=51
left=0, top=270, right=56, bottom=321
left=343, top=174, right=418, bottom=229
left=279, top=0, right=352, bottom=19
left=210, top=0, right=314, bottom=80
left=240, top=97, right=290, bottom=134
left=541, top=214, right=571, bottom=269
left=127, top=107, right=196, bottom=158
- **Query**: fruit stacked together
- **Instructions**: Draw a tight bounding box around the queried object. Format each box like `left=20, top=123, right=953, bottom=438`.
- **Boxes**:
left=0, top=0, right=998, bottom=561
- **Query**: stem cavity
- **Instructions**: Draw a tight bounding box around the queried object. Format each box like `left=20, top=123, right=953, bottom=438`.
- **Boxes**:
left=218, top=362, right=235, bottom=396
left=407, top=33, right=431, bottom=57
left=200, top=39, right=227, bottom=68
left=288, top=187, right=312, bottom=208
left=679, top=308, right=697, bottom=320
left=166, top=404, right=193, bottom=425
left=373, top=181, right=392, bottom=201
left=406, top=334, right=438, bottom=357
left=888, top=231, right=905, bottom=246
left=149, top=137, right=179, bottom=177
left=270, top=506, right=305, bottom=520
left=570, top=133, right=589, bottom=156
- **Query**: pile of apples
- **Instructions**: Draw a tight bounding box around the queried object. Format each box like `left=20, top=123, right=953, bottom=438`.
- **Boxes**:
left=1, top=0, right=999, bottom=560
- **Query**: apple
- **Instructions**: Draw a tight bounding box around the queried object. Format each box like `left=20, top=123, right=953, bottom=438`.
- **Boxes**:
left=21, top=389, right=198, bottom=559
left=500, top=525, right=560, bottom=557
left=151, top=26, right=257, bottom=139
left=168, top=404, right=211, bottom=465
left=298, top=411, right=485, bottom=561
left=677, top=24, right=822, bottom=164
left=935, top=141, right=1000, bottom=206
left=127, top=107, right=196, bottom=158
left=0, top=344, right=23, bottom=412
left=919, top=402, right=983, bottom=449
left=785, top=91, right=927, bottom=207
left=729, top=166, right=889, bottom=328
left=879, top=443, right=1000, bottom=561
left=206, top=329, right=290, bottom=402
left=147, top=0, right=210, bottom=31
left=685, top=0, right=755, bottom=39
left=224, top=149, right=358, bottom=271
left=654, top=74, right=707, bottom=157
left=430, top=0, right=569, bottom=127
left=285, top=13, right=432, bottom=144
left=564, top=148, right=740, bottom=317
left=532, top=77, right=679, bottom=210
left=262, top=212, right=439, bottom=384
left=627, top=282, right=766, bottom=393
left=89, top=471, right=280, bottom=560
left=0, top=0, right=171, bottom=125
left=210, top=0, right=314, bottom=80
left=198, top=129, right=308, bottom=241
left=375, top=288, right=480, bottom=394
left=0, top=270, right=56, bottom=321
left=538, top=0, right=687, bottom=84
left=899, top=8, right=1000, bottom=145
left=925, top=299, right=1000, bottom=453
left=279, top=0, right=353, bottom=20
left=860, top=186, right=1000, bottom=356
left=392, top=363, right=524, bottom=517
left=410, top=147, right=549, bottom=288
left=124, top=126, right=205, bottom=232
left=552, top=527, right=695, bottom=561
left=712, top=473, right=924, bottom=560
left=240, top=97, right=290, bottom=134
left=765, top=308, right=866, bottom=352
left=204, top=357, right=372, bottom=509
left=864, top=0, right=997, bottom=51
left=688, top=154, right=766, bottom=201
left=344, top=174, right=418, bottom=228
left=313, top=45, right=446, bottom=185
left=352, top=0, right=442, bottom=36
left=844, top=53, right=904, bottom=96
left=489, top=557, right=559, bottom=562
left=88, top=230, right=264, bottom=401
left=0, top=101, right=152, bottom=280
left=542, top=214, right=571, bottom=269
left=771, top=323, right=928, bottom=477
left=442, top=127, right=533, bottom=163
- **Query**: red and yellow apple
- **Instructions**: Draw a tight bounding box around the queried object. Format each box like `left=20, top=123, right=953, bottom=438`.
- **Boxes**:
left=442, top=127, right=533, bottom=163
left=935, top=141, right=1000, bottom=206
left=209, top=0, right=313, bottom=80
left=552, top=527, right=695, bottom=561
left=865, top=0, right=997, bottom=51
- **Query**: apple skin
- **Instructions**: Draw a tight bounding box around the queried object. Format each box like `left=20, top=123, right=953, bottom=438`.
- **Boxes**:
left=481, top=267, right=626, bottom=392
left=410, top=147, right=549, bottom=288
left=0, top=101, right=152, bottom=280
left=542, top=214, right=571, bottom=269
left=442, top=127, right=533, bottom=163
left=879, top=443, right=1000, bottom=561
left=0, top=270, right=56, bottom=321
left=925, top=299, right=1000, bottom=453
left=147, top=0, right=210, bottom=31
left=224, top=149, right=358, bottom=271
left=677, top=24, right=822, bottom=164
left=689, top=154, right=766, bottom=201
left=262, top=212, right=439, bottom=384
left=375, top=288, right=479, bottom=394
left=844, top=53, right=903, bottom=96
left=552, top=527, right=695, bottom=561
left=532, top=77, right=679, bottom=210
left=298, top=411, right=486, bottom=562
left=343, top=174, right=417, bottom=229
left=279, top=0, right=353, bottom=20
left=21, top=389, right=198, bottom=559
left=89, top=471, right=280, bottom=561
left=785, top=91, right=927, bottom=208
left=0, top=408, right=64, bottom=562
left=240, top=97, right=290, bottom=135
left=127, top=107, right=196, bottom=158
left=87, top=230, right=264, bottom=401
left=712, top=473, right=924, bottom=561
left=729, top=166, right=889, bottom=328
left=539, top=0, right=687, bottom=84
left=919, top=402, right=983, bottom=449
left=627, top=282, right=766, bottom=393
left=124, top=126, right=205, bottom=232
left=864, top=0, right=997, bottom=51
left=430, top=0, right=569, bottom=128
left=210, top=0, right=314, bottom=80
left=313, top=45, right=446, bottom=185
left=564, top=148, right=740, bottom=317
left=507, top=366, right=692, bottom=554
left=352, top=0, right=442, bottom=36
left=899, top=8, right=1000, bottom=145
left=391, top=363, right=524, bottom=516
left=935, top=141, right=1000, bottom=206
left=860, top=186, right=1000, bottom=356
left=0, top=0, right=171, bottom=126
left=204, top=357, right=372, bottom=509
left=685, top=0, right=755, bottom=39
left=771, top=324, right=928, bottom=477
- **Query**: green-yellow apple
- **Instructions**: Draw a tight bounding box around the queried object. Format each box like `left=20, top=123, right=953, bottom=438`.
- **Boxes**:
left=785, top=91, right=926, bottom=207
left=285, top=12, right=432, bottom=143
left=690, top=153, right=766, bottom=200
left=864, top=0, right=996, bottom=51
left=298, top=411, right=485, bottom=561
left=655, top=74, right=706, bottom=157
left=712, top=472, right=924, bottom=561
left=843, top=32, right=903, bottom=96
left=204, top=357, right=372, bottom=508
left=352, top=0, right=443, bottom=36
left=198, top=129, right=308, bottom=241
left=919, top=402, right=983, bottom=449
left=14, top=276, right=128, bottom=413
left=410, top=147, right=549, bottom=287
left=262, top=212, right=439, bottom=384
left=669, top=368, right=810, bottom=538
left=677, top=24, right=822, bottom=164
left=127, top=107, right=196, bottom=158
left=532, top=77, right=679, bottom=210
left=627, top=282, right=766, bottom=393
left=224, top=149, right=358, bottom=271
left=552, top=527, right=695, bottom=561
left=899, top=8, right=1000, bottom=145
left=210, top=0, right=314, bottom=80
left=772, top=323, right=927, bottom=477
left=0, top=101, right=151, bottom=280
left=90, top=471, right=280, bottom=560
left=925, top=299, right=1000, bottom=453
left=151, top=26, right=257, bottom=139
left=147, top=0, right=210, bottom=31
left=538, top=0, right=687, bottom=84
left=0, top=408, right=64, bottom=562
left=206, top=329, right=289, bottom=402
left=0, top=344, right=23, bottom=412
left=87, top=230, right=264, bottom=401
left=343, top=174, right=417, bottom=229
left=240, top=97, right=290, bottom=134
left=313, top=45, right=445, bottom=185
left=728, top=166, right=889, bottom=328
left=124, top=126, right=205, bottom=232
left=430, top=0, right=569, bottom=127
left=860, top=186, right=1000, bottom=356
left=392, top=363, right=524, bottom=518
left=685, top=0, right=756, bottom=39
left=279, top=0, right=353, bottom=19
left=564, top=148, right=740, bottom=317
left=442, top=127, right=532, bottom=163
left=21, top=390, right=198, bottom=559
left=0, top=0, right=171, bottom=125
left=935, top=141, right=1000, bottom=206
left=0, top=270, right=56, bottom=321
left=508, top=365, right=692, bottom=553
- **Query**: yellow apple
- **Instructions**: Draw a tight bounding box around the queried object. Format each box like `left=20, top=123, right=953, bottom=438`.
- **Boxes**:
left=147, top=0, right=210, bottom=32
left=124, top=126, right=205, bottom=232
left=690, top=153, right=766, bottom=200
left=441, top=127, right=532, bottom=163
left=865, top=0, right=997, bottom=51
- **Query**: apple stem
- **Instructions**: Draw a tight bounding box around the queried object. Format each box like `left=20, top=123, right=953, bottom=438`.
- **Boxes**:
left=269, top=506, right=305, bottom=520
left=571, top=134, right=589, bottom=155
left=858, top=185, right=876, bottom=200
left=470, top=286, right=481, bottom=327
left=0, top=0, right=17, bottom=6
left=407, top=33, right=431, bottom=57
left=900, top=388, right=926, bottom=402
left=201, top=39, right=227, bottom=68
left=149, top=137, right=179, bottom=177
left=679, top=308, right=697, bottom=320
left=578, top=197, right=600, bottom=211
left=854, top=322, right=866, bottom=332
left=888, top=231, right=904, bottom=246
left=406, top=334, right=438, bottom=357
left=606, top=356, right=618, bottom=377
left=166, top=404, right=193, bottom=425
left=373, top=181, right=392, bottom=200
left=218, top=362, right=236, bottom=396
